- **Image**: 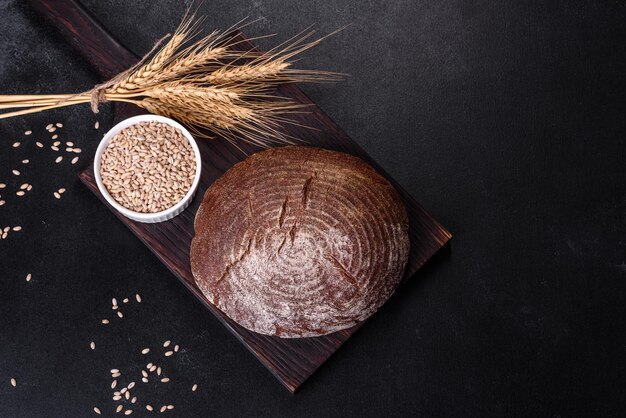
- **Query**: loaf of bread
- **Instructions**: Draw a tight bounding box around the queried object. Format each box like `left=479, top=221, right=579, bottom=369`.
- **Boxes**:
left=191, top=146, right=409, bottom=337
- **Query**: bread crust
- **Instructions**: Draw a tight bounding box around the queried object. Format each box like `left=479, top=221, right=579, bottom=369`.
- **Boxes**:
left=191, top=146, right=409, bottom=338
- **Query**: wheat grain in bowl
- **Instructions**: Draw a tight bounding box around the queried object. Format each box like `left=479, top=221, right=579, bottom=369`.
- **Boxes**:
left=99, top=121, right=197, bottom=214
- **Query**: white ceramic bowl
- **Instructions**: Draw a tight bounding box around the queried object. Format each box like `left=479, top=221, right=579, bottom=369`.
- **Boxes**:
left=94, top=114, right=202, bottom=223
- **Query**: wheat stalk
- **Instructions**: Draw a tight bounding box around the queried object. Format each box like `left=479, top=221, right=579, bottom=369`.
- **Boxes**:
left=0, top=14, right=344, bottom=147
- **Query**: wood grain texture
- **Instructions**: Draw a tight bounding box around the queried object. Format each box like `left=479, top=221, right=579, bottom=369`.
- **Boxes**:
left=31, top=0, right=451, bottom=393
left=28, top=0, right=137, bottom=79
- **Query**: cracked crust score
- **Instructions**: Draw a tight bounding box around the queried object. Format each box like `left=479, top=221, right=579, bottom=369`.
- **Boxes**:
left=190, top=146, right=410, bottom=338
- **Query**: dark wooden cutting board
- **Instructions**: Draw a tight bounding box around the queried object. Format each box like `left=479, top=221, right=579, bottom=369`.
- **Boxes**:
left=31, top=0, right=451, bottom=393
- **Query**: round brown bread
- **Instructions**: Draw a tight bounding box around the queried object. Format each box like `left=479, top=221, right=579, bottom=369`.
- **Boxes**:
left=190, top=146, right=410, bottom=338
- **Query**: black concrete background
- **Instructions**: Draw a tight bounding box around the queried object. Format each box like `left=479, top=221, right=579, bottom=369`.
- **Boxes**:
left=0, top=0, right=624, bottom=416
